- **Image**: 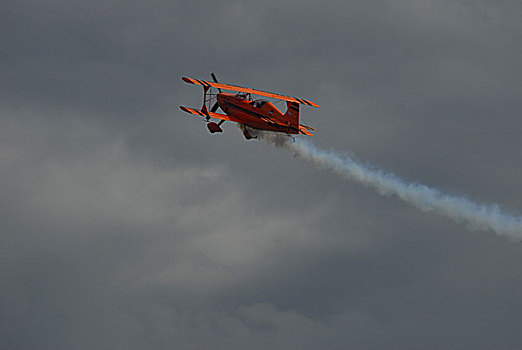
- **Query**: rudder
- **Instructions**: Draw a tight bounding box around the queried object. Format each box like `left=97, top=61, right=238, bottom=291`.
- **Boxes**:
left=284, top=101, right=300, bottom=130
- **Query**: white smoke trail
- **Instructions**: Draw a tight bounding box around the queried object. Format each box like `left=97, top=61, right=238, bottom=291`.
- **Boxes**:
left=255, top=130, right=522, bottom=241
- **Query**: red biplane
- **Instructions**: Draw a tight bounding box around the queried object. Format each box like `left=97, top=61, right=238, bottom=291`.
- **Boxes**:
left=180, top=74, right=319, bottom=140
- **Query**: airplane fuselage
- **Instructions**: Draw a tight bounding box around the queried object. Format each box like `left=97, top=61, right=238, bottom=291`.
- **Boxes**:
left=216, top=93, right=298, bottom=134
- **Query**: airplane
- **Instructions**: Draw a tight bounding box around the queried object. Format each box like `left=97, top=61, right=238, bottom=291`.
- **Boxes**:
left=180, top=73, right=319, bottom=140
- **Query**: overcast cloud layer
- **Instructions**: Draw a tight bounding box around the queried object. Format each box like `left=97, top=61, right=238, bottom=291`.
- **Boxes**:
left=2, top=1, right=522, bottom=349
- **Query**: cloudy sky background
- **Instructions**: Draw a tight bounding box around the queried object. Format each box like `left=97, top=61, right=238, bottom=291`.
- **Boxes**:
left=2, top=0, right=522, bottom=349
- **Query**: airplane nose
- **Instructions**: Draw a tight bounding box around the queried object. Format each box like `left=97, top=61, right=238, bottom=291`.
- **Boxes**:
left=216, top=93, right=226, bottom=112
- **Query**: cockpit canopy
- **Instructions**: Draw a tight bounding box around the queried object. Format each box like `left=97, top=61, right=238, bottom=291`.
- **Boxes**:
left=251, top=99, right=268, bottom=108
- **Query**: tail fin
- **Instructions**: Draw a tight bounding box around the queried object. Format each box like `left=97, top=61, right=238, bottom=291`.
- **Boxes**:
left=283, top=101, right=300, bottom=130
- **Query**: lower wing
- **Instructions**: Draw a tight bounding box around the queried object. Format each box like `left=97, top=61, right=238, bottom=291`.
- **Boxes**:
left=179, top=106, right=234, bottom=122
left=180, top=106, right=314, bottom=136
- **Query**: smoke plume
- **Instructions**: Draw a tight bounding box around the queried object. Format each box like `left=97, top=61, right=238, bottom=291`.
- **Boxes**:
left=255, top=130, right=522, bottom=241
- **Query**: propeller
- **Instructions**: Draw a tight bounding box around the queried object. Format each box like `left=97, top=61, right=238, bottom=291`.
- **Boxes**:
left=210, top=101, right=220, bottom=113
left=210, top=72, right=222, bottom=112
left=211, top=72, right=222, bottom=92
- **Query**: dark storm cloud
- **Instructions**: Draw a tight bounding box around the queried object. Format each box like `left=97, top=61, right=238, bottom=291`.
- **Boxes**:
left=2, top=0, right=522, bottom=349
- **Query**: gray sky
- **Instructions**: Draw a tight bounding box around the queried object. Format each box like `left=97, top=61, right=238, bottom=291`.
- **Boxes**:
left=2, top=0, right=522, bottom=349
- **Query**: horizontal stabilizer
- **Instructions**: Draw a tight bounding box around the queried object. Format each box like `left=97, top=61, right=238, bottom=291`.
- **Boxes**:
left=299, top=124, right=314, bottom=136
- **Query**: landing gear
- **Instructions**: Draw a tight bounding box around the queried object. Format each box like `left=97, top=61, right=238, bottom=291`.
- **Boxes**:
left=238, top=124, right=258, bottom=140
left=207, top=119, right=225, bottom=133
left=242, top=128, right=256, bottom=140
left=207, top=122, right=222, bottom=133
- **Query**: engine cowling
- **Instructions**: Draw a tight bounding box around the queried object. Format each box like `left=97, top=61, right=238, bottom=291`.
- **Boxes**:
left=207, top=122, right=223, bottom=133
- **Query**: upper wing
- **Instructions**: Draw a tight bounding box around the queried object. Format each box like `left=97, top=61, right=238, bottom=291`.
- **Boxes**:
left=182, top=77, right=320, bottom=108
